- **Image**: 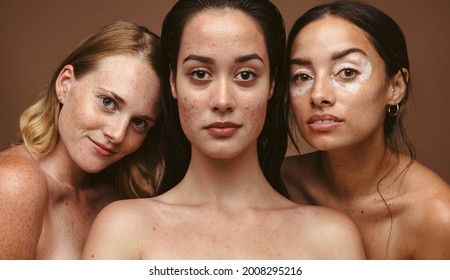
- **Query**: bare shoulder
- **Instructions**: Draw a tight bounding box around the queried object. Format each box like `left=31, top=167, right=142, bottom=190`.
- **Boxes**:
left=82, top=198, right=163, bottom=259
left=401, top=160, right=450, bottom=258
left=0, top=145, right=47, bottom=200
left=0, top=145, right=48, bottom=259
left=288, top=204, right=366, bottom=259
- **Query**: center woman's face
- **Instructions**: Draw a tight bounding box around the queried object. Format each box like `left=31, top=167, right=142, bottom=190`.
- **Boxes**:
left=172, top=9, right=272, bottom=159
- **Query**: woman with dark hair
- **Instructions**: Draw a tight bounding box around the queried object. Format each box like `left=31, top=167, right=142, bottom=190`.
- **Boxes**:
left=282, top=0, right=450, bottom=259
left=82, top=0, right=365, bottom=259
left=0, top=20, right=164, bottom=259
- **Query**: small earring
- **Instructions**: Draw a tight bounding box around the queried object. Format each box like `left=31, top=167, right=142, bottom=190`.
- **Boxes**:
left=63, top=88, right=67, bottom=93
left=388, top=104, right=400, bottom=117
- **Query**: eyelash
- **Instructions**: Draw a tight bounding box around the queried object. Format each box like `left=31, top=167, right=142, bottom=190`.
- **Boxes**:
left=291, top=72, right=313, bottom=85
left=336, top=67, right=359, bottom=80
left=189, top=68, right=212, bottom=80
left=235, top=69, right=257, bottom=81
left=100, top=97, right=117, bottom=110
left=188, top=68, right=258, bottom=82
left=132, top=118, right=148, bottom=131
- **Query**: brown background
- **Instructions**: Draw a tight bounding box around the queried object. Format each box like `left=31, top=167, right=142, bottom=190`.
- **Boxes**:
left=1, top=0, right=448, bottom=183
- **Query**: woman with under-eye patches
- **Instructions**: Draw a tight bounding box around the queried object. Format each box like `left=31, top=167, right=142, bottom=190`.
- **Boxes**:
left=282, top=0, right=450, bottom=259
left=0, top=20, right=165, bottom=259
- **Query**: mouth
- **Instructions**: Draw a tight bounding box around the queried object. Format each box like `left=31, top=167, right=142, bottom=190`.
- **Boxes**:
left=307, top=114, right=343, bottom=131
left=204, top=121, right=242, bottom=137
left=309, top=119, right=339, bottom=124
left=89, top=138, right=117, bottom=156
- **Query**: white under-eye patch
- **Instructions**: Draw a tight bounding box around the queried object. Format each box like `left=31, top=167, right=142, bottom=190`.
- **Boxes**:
left=290, top=82, right=312, bottom=97
left=290, top=70, right=313, bottom=97
left=332, top=59, right=372, bottom=93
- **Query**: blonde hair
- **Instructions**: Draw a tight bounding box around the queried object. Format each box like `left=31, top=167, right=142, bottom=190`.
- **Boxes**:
left=18, top=20, right=165, bottom=197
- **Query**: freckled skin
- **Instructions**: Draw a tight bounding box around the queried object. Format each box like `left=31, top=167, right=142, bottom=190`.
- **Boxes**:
left=0, top=54, right=160, bottom=259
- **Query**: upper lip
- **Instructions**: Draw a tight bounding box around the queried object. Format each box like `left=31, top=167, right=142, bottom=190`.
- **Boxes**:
left=307, top=114, right=343, bottom=124
left=205, top=121, right=242, bottom=129
left=90, top=138, right=117, bottom=154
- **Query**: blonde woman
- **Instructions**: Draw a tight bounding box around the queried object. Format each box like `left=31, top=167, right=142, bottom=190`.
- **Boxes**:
left=0, top=20, right=165, bottom=259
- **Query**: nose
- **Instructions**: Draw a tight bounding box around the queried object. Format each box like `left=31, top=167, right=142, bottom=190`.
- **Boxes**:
left=310, top=75, right=335, bottom=108
left=210, top=79, right=236, bottom=112
left=103, top=116, right=128, bottom=144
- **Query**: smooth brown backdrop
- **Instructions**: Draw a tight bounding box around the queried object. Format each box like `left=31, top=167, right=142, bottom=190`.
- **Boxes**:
left=1, top=0, right=449, bottom=183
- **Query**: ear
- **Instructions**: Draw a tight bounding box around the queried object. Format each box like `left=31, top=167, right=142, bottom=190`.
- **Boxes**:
left=387, top=68, right=408, bottom=105
left=55, top=65, right=75, bottom=104
left=169, top=67, right=177, bottom=99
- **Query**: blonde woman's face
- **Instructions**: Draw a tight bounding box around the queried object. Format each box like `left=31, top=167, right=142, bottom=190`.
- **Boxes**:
left=57, top=54, right=160, bottom=173
left=289, top=16, right=392, bottom=152
left=171, top=9, right=272, bottom=159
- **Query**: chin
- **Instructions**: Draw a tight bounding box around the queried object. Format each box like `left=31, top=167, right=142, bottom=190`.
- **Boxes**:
left=78, top=161, right=110, bottom=174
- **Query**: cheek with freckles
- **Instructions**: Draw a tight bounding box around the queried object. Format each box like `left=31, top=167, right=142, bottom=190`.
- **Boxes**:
left=246, top=101, right=267, bottom=138
left=178, top=97, right=200, bottom=138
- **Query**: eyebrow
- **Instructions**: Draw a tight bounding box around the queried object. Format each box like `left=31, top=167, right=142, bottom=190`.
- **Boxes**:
left=331, top=48, right=367, bottom=61
left=182, top=53, right=264, bottom=65
left=100, top=87, right=156, bottom=123
left=290, top=48, right=368, bottom=66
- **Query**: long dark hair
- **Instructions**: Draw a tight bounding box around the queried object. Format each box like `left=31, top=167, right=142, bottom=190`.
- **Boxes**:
left=158, top=0, right=289, bottom=197
left=287, top=0, right=416, bottom=258
left=287, top=0, right=415, bottom=161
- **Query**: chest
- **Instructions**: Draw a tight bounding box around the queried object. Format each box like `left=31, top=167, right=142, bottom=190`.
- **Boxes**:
left=302, top=187, right=413, bottom=259
left=35, top=183, right=116, bottom=259
left=140, top=209, right=317, bottom=259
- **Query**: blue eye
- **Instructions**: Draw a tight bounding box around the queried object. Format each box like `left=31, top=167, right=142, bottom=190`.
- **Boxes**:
left=132, top=118, right=148, bottom=132
left=101, top=97, right=116, bottom=109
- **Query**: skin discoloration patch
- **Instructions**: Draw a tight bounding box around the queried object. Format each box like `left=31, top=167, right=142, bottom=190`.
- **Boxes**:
left=331, top=58, right=372, bottom=94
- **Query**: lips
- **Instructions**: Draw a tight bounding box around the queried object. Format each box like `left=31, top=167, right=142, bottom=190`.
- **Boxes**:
left=205, top=121, right=242, bottom=137
left=90, top=138, right=117, bottom=156
left=307, top=114, right=343, bottom=131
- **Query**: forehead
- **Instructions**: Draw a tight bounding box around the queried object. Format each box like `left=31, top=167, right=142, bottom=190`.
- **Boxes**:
left=292, top=16, right=378, bottom=59
left=179, top=9, right=267, bottom=57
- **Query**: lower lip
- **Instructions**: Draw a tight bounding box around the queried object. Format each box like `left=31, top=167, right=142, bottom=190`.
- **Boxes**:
left=90, top=140, right=114, bottom=156
left=308, top=121, right=343, bottom=132
left=207, top=127, right=240, bottom=137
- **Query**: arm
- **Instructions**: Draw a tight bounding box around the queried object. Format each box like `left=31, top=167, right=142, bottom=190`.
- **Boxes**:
left=0, top=157, right=47, bottom=259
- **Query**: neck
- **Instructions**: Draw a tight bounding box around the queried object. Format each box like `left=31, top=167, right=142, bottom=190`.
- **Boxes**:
left=38, top=140, right=93, bottom=188
left=173, top=144, right=275, bottom=210
left=320, top=137, right=399, bottom=202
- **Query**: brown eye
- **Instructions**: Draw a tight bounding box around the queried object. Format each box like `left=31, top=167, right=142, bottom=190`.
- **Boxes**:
left=190, top=69, right=211, bottom=80
left=338, top=68, right=357, bottom=79
left=292, top=73, right=312, bottom=84
left=236, top=70, right=255, bottom=81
